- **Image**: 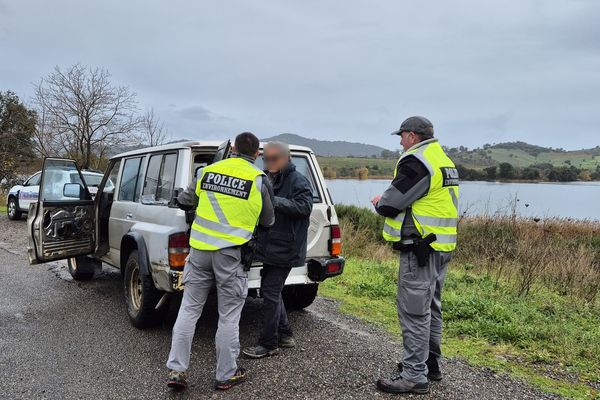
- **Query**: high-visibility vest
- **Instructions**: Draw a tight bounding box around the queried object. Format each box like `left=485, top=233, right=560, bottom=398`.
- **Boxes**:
left=382, top=140, right=459, bottom=252
left=190, top=157, right=264, bottom=251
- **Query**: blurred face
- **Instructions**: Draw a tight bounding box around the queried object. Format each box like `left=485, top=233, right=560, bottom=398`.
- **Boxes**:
left=263, top=146, right=289, bottom=173
left=400, top=131, right=420, bottom=151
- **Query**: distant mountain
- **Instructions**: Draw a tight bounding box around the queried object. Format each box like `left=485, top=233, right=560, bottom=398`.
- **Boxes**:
left=262, top=133, right=388, bottom=157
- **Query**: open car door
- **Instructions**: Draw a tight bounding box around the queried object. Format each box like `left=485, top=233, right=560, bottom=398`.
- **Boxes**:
left=212, top=139, right=231, bottom=164
left=27, top=158, right=96, bottom=265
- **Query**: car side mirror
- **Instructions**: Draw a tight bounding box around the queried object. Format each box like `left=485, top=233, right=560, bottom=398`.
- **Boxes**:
left=63, top=183, right=83, bottom=199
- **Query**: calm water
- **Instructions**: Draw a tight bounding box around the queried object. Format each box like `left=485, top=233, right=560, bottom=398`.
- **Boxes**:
left=325, top=179, right=600, bottom=220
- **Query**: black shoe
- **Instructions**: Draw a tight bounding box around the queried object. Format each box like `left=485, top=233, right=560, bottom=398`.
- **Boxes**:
left=397, top=361, right=443, bottom=381
left=376, top=374, right=429, bottom=394
left=278, top=335, right=296, bottom=348
left=242, top=345, right=280, bottom=359
left=167, top=370, right=187, bottom=391
left=215, top=367, right=247, bottom=390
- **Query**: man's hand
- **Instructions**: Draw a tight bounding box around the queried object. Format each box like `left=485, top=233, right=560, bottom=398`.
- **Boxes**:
left=371, top=194, right=382, bottom=207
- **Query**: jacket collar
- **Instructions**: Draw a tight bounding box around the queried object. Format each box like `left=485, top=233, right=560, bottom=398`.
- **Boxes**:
left=267, top=161, right=296, bottom=186
left=405, top=138, right=438, bottom=153
left=231, top=152, right=256, bottom=164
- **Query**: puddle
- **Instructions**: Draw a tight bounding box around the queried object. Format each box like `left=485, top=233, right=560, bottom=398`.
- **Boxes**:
left=47, top=260, right=120, bottom=282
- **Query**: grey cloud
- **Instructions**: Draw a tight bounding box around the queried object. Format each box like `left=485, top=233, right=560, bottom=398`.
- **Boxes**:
left=0, top=0, right=598, bottom=150
left=176, top=106, right=226, bottom=122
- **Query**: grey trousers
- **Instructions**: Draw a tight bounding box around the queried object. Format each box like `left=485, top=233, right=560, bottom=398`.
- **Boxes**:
left=397, top=250, right=451, bottom=384
left=166, top=246, right=248, bottom=382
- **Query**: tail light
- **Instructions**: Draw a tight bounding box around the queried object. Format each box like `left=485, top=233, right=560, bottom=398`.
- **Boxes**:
left=329, top=224, right=342, bottom=256
left=169, top=232, right=190, bottom=269
left=326, top=261, right=343, bottom=274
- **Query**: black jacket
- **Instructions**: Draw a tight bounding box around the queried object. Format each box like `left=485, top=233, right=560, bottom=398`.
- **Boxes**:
left=256, top=162, right=313, bottom=267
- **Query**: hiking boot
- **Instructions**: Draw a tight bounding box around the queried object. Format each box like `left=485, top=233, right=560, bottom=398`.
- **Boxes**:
left=278, top=334, right=296, bottom=348
left=242, top=345, right=280, bottom=359
left=376, top=374, right=429, bottom=394
left=397, top=359, right=443, bottom=381
left=167, top=370, right=187, bottom=391
left=215, top=367, right=248, bottom=390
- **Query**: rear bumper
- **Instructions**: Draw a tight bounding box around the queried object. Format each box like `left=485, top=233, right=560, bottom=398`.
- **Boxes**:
left=168, top=256, right=345, bottom=291
left=307, top=257, right=345, bottom=282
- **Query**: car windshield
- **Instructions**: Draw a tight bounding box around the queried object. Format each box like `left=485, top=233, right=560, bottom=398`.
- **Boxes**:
left=81, top=173, right=103, bottom=187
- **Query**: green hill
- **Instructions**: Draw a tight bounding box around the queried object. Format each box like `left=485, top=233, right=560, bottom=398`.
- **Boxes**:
left=446, top=141, right=600, bottom=170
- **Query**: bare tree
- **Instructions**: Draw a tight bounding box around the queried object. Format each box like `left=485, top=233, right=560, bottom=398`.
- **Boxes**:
left=32, top=64, right=141, bottom=169
left=140, top=107, right=169, bottom=147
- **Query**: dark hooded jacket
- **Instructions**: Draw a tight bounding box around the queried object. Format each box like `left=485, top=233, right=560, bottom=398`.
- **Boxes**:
left=256, top=162, right=313, bottom=267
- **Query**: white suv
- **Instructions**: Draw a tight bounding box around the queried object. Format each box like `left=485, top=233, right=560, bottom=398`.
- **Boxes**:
left=6, top=170, right=109, bottom=220
left=26, top=140, right=344, bottom=328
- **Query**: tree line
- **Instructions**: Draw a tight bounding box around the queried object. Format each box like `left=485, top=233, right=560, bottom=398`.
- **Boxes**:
left=0, top=64, right=169, bottom=191
left=458, top=162, right=600, bottom=182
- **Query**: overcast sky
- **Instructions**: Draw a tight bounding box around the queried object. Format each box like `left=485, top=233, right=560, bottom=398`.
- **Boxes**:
left=1, top=0, right=599, bottom=151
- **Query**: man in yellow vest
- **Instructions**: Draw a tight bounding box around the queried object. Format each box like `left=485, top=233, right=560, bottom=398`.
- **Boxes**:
left=371, top=116, right=459, bottom=395
left=166, top=132, right=274, bottom=391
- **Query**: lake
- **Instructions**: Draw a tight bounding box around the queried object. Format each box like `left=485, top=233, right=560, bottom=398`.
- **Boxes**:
left=325, top=179, right=600, bottom=220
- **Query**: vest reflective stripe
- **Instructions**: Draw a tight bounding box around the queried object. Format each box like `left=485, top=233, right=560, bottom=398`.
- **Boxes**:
left=190, top=157, right=264, bottom=251
left=414, top=215, right=458, bottom=227
left=194, top=215, right=253, bottom=240
left=382, top=140, right=459, bottom=252
left=206, top=191, right=229, bottom=224
left=190, top=229, right=242, bottom=250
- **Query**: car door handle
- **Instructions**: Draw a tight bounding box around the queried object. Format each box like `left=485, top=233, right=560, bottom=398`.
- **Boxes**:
left=126, top=213, right=133, bottom=219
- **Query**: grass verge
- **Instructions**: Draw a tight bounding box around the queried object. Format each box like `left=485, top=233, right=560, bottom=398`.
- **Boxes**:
left=320, top=257, right=600, bottom=399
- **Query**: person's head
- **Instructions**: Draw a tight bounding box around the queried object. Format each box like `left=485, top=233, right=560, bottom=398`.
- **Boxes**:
left=232, top=132, right=260, bottom=159
left=263, top=141, right=290, bottom=173
left=391, top=116, right=435, bottom=151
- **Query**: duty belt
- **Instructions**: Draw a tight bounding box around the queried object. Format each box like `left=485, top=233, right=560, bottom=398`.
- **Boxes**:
left=392, top=234, right=437, bottom=267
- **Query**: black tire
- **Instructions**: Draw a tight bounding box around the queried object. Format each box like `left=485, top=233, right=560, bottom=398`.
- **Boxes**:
left=67, top=256, right=99, bottom=281
left=282, top=283, right=319, bottom=310
left=123, top=250, right=162, bottom=329
left=7, top=197, right=22, bottom=220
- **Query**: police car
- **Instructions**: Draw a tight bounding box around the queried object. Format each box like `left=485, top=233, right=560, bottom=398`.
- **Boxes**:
left=6, top=170, right=110, bottom=220
left=24, top=140, right=345, bottom=328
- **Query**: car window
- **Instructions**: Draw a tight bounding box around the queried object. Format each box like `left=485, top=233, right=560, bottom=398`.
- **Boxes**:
left=118, top=157, right=143, bottom=202
left=25, top=172, right=41, bottom=186
left=82, top=173, right=103, bottom=187
left=104, top=160, right=120, bottom=192
left=40, top=160, right=89, bottom=201
left=141, top=153, right=177, bottom=205
left=255, top=154, right=322, bottom=203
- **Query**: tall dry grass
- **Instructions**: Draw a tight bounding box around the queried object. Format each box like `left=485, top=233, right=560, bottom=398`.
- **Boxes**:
left=457, top=215, right=600, bottom=302
left=336, top=204, right=600, bottom=304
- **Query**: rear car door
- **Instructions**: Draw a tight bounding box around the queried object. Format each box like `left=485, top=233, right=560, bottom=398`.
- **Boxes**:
left=27, top=158, right=96, bottom=265
left=108, top=156, right=145, bottom=255
left=212, top=140, right=231, bottom=163
left=255, top=151, right=329, bottom=258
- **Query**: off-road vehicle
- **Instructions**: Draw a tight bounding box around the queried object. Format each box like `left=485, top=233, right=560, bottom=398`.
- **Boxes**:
left=26, top=140, right=344, bottom=328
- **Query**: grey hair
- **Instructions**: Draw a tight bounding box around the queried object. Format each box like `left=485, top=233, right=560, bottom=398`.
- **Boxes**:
left=264, top=141, right=290, bottom=156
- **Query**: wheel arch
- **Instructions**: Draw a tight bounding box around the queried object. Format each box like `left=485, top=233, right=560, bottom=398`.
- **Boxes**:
left=120, top=232, right=152, bottom=276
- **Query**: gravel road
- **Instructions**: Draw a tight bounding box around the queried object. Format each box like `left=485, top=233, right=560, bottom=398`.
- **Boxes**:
left=0, top=214, right=562, bottom=399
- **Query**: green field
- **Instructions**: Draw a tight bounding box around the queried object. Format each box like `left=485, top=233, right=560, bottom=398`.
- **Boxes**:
left=320, top=259, right=600, bottom=399
left=486, top=148, right=600, bottom=169
left=322, top=205, right=600, bottom=399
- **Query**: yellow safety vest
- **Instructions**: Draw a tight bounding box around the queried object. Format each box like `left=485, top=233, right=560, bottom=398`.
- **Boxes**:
left=382, top=140, right=459, bottom=252
left=190, top=157, right=264, bottom=251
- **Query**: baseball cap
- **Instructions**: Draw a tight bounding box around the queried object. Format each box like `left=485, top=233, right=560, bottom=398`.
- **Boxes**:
left=391, top=116, right=434, bottom=136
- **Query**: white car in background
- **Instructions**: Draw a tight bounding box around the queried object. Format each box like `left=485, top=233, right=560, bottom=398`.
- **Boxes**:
left=6, top=170, right=111, bottom=220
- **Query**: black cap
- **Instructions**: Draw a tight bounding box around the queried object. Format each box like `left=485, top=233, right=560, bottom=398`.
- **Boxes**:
left=391, top=116, right=434, bottom=137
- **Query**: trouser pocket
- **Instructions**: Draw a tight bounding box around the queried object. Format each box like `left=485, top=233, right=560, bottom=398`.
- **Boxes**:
left=236, top=272, right=248, bottom=299
left=399, top=280, right=431, bottom=316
